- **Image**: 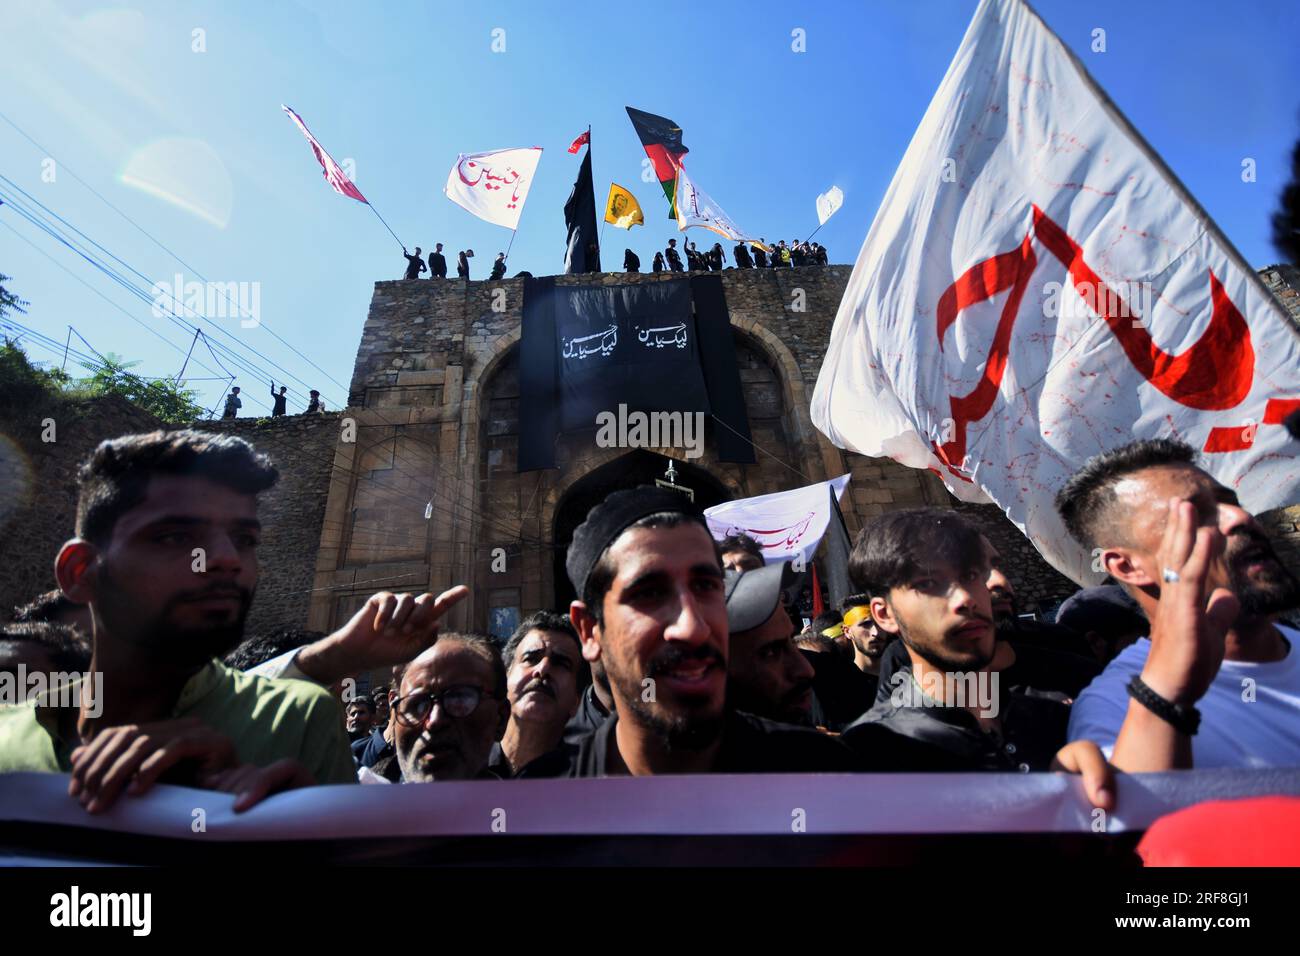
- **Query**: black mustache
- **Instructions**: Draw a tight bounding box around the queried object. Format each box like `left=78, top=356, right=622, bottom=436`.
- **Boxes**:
left=175, top=585, right=250, bottom=602
left=649, top=644, right=724, bottom=676
left=520, top=678, right=555, bottom=699
left=1227, top=530, right=1278, bottom=563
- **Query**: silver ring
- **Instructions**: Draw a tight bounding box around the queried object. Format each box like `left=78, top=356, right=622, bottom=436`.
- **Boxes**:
left=1162, top=567, right=1181, bottom=584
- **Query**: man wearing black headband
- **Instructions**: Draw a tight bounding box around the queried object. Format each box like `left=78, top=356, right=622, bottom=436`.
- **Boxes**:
left=543, top=486, right=871, bottom=775
left=518, top=486, right=978, bottom=777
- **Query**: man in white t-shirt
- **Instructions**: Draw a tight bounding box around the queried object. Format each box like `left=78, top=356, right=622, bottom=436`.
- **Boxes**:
left=1056, top=439, right=1300, bottom=771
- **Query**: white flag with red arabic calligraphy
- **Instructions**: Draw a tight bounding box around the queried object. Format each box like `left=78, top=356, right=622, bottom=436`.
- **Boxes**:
left=673, top=167, right=759, bottom=242
left=704, top=476, right=850, bottom=567
left=443, top=146, right=542, bottom=230
left=811, top=0, right=1300, bottom=585
left=281, top=105, right=368, bottom=203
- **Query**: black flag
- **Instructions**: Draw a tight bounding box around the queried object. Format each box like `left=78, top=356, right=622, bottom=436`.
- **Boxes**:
left=563, top=145, right=601, bottom=274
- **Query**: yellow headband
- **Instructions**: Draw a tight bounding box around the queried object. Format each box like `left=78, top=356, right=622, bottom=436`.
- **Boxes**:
left=842, top=605, right=872, bottom=629
left=820, top=622, right=844, bottom=639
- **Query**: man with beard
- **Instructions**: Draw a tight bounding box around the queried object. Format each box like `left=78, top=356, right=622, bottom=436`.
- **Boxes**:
left=549, top=486, right=875, bottom=776
left=1058, top=439, right=1300, bottom=770
left=874, top=535, right=1101, bottom=702
left=843, top=599, right=890, bottom=680
left=841, top=509, right=1116, bottom=784
left=390, top=634, right=509, bottom=782
left=724, top=562, right=818, bottom=726
left=491, top=612, right=583, bottom=775
left=0, top=430, right=356, bottom=812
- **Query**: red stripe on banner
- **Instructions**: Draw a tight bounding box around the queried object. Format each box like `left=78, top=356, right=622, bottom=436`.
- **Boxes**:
left=811, top=563, right=824, bottom=617
left=1203, top=426, right=1254, bottom=453
left=1263, top=397, right=1300, bottom=425
left=643, top=143, right=681, bottom=184
left=1031, top=205, right=1254, bottom=411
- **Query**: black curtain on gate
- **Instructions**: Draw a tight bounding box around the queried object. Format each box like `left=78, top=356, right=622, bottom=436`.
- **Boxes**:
left=518, top=275, right=755, bottom=471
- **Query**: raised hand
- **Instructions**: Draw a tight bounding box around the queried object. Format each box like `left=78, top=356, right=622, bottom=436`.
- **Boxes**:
left=294, top=585, right=470, bottom=685
left=1141, top=497, right=1238, bottom=707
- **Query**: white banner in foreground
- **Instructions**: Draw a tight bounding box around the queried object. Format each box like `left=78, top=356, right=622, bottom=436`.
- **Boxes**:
left=443, top=146, right=543, bottom=230
left=810, top=0, right=1300, bottom=585
left=704, top=476, right=851, bottom=566
left=3, top=769, right=1299, bottom=843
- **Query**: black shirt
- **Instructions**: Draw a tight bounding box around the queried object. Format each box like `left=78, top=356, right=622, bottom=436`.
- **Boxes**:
left=875, top=636, right=1101, bottom=704
left=624, top=250, right=640, bottom=272
left=563, top=683, right=611, bottom=744
left=428, top=252, right=447, bottom=277
left=403, top=252, right=425, bottom=279
left=803, top=649, right=877, bottom=730
left=490, top=259, right=507, bottom=280
left=524, top=708, right=947, bottom=777
left=270, top=390, right=287, bottom=416
left=845, top=663, right=1070, bottom=772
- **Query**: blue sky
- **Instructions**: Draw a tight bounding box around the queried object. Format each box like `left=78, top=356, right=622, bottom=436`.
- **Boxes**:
left=1, top=0, right=1296, bottom=415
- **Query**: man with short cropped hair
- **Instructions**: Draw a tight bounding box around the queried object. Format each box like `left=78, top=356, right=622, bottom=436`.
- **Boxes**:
left=0, top=430, right=426, bottom=812
left=345, top=698, right=376, bottom=742
left=1057, top=438, right=1300, bottom=770
left=718, top=532, right=764, bottom=572
left=493, top=610, right=584, bottom=775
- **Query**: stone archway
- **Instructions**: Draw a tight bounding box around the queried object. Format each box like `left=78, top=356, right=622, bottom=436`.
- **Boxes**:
left=548, top=449, right=732, bottom=609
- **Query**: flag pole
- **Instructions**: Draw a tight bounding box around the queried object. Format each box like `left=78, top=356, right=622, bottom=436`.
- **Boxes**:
left=803, top=221, right=826, bottom=244
left=505, top=228, right=518, bottom=259
left=367, top=203, right=405, bottom=251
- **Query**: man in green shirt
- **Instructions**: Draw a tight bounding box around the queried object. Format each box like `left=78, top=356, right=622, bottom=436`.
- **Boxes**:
left=0, top=430, right=362, bottom=812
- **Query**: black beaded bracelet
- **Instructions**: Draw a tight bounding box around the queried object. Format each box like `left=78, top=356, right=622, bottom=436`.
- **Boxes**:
left=1127, top=675, right=1201, bottom=736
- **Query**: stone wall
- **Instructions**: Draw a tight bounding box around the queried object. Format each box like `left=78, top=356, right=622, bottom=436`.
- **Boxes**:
left=0, top=394, right=164, bottom=615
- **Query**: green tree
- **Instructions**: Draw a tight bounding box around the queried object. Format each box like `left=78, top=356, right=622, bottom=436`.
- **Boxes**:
left=77, top=352, right=205, bottom=424
left=0, top=339, right=205, bottom=424
left=0, top=273, right=29, bottom=321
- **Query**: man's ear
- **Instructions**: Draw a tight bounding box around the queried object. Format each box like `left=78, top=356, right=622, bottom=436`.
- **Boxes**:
left=570, top=600, right=602, bottom=664
left=870, top=595, right=902, bottom=636
left=1102, top=547, right=1153, bottom=588
left=55, top=539, right=99, bottom=605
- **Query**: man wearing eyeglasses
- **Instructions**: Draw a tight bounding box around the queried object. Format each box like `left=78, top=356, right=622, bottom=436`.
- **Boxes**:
left=390, top=633, right=511, bottom=782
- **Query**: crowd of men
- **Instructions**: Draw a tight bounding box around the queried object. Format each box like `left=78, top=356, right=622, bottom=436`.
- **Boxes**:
left=396, top=238, right=830, bottom=282
left=636, top=238, right=829, bottom=274
left=1, top=429, right=1297, bottom=818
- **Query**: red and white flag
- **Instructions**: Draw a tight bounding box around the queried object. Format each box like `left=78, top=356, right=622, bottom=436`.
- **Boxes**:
left=704, top=476, right=851, bottom=567
left=281, top=105, right=367, bottom=203
left=567, top=129, right=591, bottom=154
left=444, top=146, right=543, bottom=230
left=811, top=0, right=1300, bottom=584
